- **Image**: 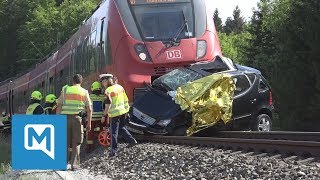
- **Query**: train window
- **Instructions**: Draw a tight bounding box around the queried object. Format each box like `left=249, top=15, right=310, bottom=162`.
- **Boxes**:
left=49, top=77, right=53, bottom=84
left=106, top=32, right=113, bottom=65
left=102, top=20, right=111, bottom=66
left=82, top=37, right=89, bottom=74
left=130, top=2, right=194, bottom=41
left=100, top=20, right=104, bottom=43
left=75, top=45, right=82, bottom=74
left=89, top=31, right=97, bottom=73
left=99, top=20, right=106, bottom=69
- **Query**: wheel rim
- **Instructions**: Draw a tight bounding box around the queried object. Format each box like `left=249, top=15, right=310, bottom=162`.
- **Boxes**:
left=258, top=117, right=271, bottom=132
left=98, top=130, right=111, bottom=147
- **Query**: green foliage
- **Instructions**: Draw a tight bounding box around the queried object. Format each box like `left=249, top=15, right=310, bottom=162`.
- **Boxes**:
left=0, top=134, right=11, bottom=166
left=243, top=0, right=320, bottom=131
left=213, top=9, right=223, bottom=32
left=0, top=0, right=99, bottom=81
left=218, top=32, right=251, bottom=64
left=18, top=0, right=99, bottom=60
left=223, top=6, right=245, bottom=35
left=217, top=0, right=320, bottom=131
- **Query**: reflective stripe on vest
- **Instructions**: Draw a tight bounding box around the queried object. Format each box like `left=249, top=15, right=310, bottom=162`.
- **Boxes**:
left=61, top=86, right=87, bottom=115
left=44, top=107, right=53, bottom=115
left=26, top=103, right=41, bottom=115
left=106, top=84, right=129, bottom=118
left=90, top=94, right=105, bottom=121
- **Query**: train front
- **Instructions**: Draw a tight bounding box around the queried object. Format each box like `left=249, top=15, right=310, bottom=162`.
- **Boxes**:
left=110, top=0, right=221, bottom=102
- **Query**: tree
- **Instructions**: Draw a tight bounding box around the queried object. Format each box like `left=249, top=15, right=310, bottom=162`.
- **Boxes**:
left=232, top=6, right=245, bottom=34
left=223, top=6, right=245, bottom=35
left=0, top=0, right=45, bottom=80
left=0, top=0, right=100, bottom=81
left=213, top=9, right=222, bottom=32
left=16, top=0, right=99, bottom=72
left=243, top=0, right=320, bottom=131
left=218, top=32, right=251, bottom=64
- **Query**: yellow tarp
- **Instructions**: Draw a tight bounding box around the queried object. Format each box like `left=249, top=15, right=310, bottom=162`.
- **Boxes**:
left=175, top=73, right=235, bottom=136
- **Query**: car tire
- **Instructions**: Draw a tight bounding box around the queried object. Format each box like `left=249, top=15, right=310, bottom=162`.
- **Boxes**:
left=252, top=114, right=272, bottom=132
left=172, top=126, right=187, bottom=136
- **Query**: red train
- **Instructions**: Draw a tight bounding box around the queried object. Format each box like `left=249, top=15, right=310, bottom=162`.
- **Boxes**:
left=0, top=0, right=221, bottom=115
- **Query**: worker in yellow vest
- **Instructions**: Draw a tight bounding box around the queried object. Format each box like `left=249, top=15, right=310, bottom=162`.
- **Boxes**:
left=86, top=81, right=105, bottom=152
left=56, top=74, right=92, bottom=171
left=44, top=94, right=57, bottom=114
left=26, top=91, right=44, bottom=115
left=99, top=74, right=137, bottom=157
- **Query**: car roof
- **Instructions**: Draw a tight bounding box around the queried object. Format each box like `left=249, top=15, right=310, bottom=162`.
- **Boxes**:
left=187, top=56, right=260, bottom=77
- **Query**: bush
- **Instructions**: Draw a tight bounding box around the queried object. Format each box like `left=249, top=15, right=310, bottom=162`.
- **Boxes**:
left=0, top=133, right=11, bottom=175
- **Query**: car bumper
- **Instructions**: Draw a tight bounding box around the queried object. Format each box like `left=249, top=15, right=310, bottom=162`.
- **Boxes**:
left=127, top=119, right=168, bottom=135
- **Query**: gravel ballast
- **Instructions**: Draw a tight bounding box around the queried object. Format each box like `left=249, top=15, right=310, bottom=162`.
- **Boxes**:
left=82, top=143, right=320, bottom=179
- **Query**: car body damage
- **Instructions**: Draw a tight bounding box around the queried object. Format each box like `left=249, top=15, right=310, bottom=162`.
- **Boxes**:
left=127, top=56, right=274, bottom=136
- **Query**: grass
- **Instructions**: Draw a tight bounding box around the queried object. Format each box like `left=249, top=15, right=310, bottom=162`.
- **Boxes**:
left=0, top=133, right=11, bottom=175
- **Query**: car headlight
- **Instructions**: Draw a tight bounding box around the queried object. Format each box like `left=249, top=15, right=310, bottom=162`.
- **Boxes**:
left=157, top=119, right=171, bottom=127
left=197, top=40, right=207, bottom=59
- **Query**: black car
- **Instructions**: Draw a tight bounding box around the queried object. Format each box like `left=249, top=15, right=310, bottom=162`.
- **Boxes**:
left=127, top=56, right=274, bottom=136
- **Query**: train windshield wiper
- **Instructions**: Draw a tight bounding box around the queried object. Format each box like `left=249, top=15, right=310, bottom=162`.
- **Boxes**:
left=170, top=11, right=190, bottom=44
left=156, top=11, right=190, bottom=57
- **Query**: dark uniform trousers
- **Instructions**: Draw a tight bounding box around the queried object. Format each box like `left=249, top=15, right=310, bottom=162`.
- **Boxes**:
left=67, top=115, right=83, bottom=167
left=110, top=114, right=136, bottom=155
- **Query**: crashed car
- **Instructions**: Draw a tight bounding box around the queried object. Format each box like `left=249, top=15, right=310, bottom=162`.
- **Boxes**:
left=127, top=56, right=274, bottom=136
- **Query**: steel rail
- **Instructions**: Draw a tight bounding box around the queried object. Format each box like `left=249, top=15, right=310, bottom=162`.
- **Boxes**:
left=135, top=135, right=320, bottom=158
left=212, top=131, right=320, bottom=142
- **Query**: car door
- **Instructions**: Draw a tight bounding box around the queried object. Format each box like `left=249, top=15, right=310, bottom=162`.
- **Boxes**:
left=232, top=73, right=256, bottom=130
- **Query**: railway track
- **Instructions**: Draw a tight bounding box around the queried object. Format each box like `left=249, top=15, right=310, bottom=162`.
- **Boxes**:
left=212, top=131, right=320, bottom=142
left=134, top=132, right=320, bottom=158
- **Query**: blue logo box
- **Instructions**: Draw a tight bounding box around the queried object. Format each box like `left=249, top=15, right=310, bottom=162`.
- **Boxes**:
left=12, top=115, right=67, bottom=170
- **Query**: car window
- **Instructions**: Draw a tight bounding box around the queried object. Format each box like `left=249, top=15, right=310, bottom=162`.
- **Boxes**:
left=233, top=75, right=250, bottom=96
left=152, top=68, right=203, bottom=91
left=259, top=78, right=269, bottom=92
left=246, top=73, right=256, bottom=84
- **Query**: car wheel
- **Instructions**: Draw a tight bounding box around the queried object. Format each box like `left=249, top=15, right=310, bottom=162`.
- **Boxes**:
left=172, top=126, right=187, bottom=136
left=253, top=114, right=272, bottom=132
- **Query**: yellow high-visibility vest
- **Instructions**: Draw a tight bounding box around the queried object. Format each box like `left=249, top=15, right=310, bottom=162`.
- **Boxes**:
left=26, top=103, right=42, bottom=115
left=61, top=86, right=87, bottom=115
left=106, top=84, right=129, bottom=118
left=90, top=94, right=105, bottom=121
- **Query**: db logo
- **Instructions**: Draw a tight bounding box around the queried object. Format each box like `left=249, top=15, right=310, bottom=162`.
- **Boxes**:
left=166, top=50, right=182, bottom=60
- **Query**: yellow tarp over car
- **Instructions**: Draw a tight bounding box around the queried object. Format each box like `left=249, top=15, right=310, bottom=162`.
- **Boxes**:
left=175, top=73, right=235, bottom=136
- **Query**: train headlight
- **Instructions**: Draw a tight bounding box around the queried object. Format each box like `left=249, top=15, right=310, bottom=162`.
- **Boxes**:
left=197, top=40, right=207, bottom=59
left=139, top=53, right=147, bottom=61
left=134, top=44, right=151, bottom=61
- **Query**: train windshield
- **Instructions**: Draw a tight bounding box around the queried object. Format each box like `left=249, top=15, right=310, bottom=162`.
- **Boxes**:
left=128, top=0, right=194, bottom=41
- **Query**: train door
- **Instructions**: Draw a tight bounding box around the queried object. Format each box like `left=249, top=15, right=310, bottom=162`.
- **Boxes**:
left=69, top=49, right=76, bottom=84
left=97, top=18, right=106, bottom=74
